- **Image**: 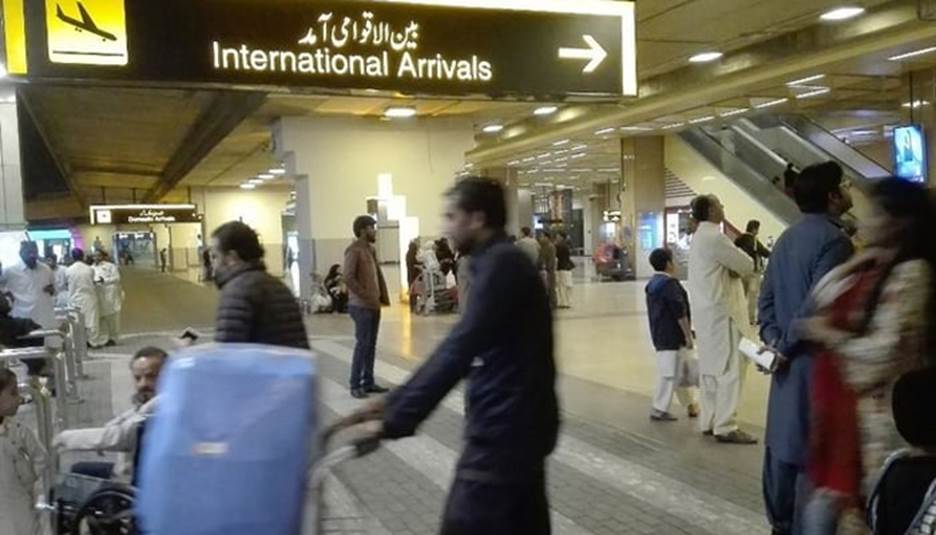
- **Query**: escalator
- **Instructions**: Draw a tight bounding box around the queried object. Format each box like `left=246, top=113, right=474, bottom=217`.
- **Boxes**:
left=742, top=113, right=891, bottom=188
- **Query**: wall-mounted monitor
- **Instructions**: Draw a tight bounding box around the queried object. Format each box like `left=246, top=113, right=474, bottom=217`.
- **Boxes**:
left=892, top=124, right=927, bottom=183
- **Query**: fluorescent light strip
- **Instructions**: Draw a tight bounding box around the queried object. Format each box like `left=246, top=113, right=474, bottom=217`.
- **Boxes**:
left=620, top=126, right=651, bottom=131
left=534, top=105, right=558, bottom=116
left=719, top=108, right=749, bottom=117
left=689, top=115, right=715, bottom=124
left=889, top=46, right=936, bottom=61
left=482, top=124, right=504, bottom=133
left=786, top=74, right=825, bottom=86
left=571, top=153, right=587, bottom=159
left=594, top=127, right=616, bottom=136
left=507, top=160, right=521, bottom=165
left=522, top=157, right=536, bottom=162
left=269, top=168, right=287, bottom=175
left=537, top=152, right=552, bottom=159
left=661, top=122, right=685, bottom=129
left=902, top=100, right=931, bottom=108
left=755, top=98, right=788, bottom=109
left=553, top=139, right=570, bottom=146
left=795, top=87, right=831, bottom=99
left=820, top=7, right=864, bottom=21
left=571, top=144, right=588, bottom=151
left=689, top=52, right=723, bottom=63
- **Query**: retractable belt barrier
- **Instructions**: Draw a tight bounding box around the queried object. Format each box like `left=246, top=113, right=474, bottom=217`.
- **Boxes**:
left=56, top=306, right=88, bottom=380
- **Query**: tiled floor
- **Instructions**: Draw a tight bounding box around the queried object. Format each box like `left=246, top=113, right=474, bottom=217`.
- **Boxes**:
left=42, top=264, right=774, bottom=534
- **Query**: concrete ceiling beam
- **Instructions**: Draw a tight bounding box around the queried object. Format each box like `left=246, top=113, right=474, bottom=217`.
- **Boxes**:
left=143, top=91, right=267, bottom=203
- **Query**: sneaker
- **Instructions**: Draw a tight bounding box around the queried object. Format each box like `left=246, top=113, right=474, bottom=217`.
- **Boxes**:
left=687, top=404, right=700, bottom=419
left=650, top=410, right=678, bottom=422
left=715, top=430, right=758, bottom=445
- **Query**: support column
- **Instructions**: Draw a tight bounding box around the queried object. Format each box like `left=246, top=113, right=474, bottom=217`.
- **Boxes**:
left=908, top=68, right=936, bottom=184
left=0, top=88, right=25, bottom=230
left=620, top=136, right=666, bottom=279
left=273, top=116, right=475, bottom=300
left=482, top=166, right=526, bottom=236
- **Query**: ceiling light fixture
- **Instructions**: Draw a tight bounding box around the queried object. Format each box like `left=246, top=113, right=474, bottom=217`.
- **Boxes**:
left=571, top=153, right=587, bottom=159
left=889, top=46, right=936, bottom=61
left=689, top=51, right=723, bottom=63
left=795, top=87, right=831, bottom=99
left=508, top=160, right=521, bottom=166
left=902, top=100, right=931, bottom=108
left=571, top=144, right=588, bottom=151
left=240, top=183, right=256, bottom=190
left=689, top=115, right=715, bottom=124
left=482, top=124, right=504, bottom=133
left=258, top=173, right=275, bottom=180
left=534, top=105, right=559, bottom=116
left=537, top=152, right=552, bottom=159
left=820, top=6, right=865, bottom=21
left=522, top=156, right=536, bottom=162
left=269, top=168, right=287, bottom=175
left=385, top=106, right=417, bottom=118
left=594, top=127, right=616, bottom=136
left=755, top=98, right=789, bottom=109
left=786, top=74, right=826, bottom=86
left=719, top=108, right=749, bottom=117
left=620, top=126, right=652, bottom=131
left=553, top=139, right=570, bottom=146
left=661, top=122, right=685, bottom=129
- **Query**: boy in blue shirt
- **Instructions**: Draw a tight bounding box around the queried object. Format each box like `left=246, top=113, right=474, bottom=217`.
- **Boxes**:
left=645, top=248, right=699, bottom=421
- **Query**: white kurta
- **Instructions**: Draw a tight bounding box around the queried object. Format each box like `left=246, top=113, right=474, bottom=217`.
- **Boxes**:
left=0, top=418, right=49, bottom=535
left=687, top=222, right=755, bottom=376
left=51, top=268, right=68, bottom=310
left=0, top=263, right=56, bottom=330
left=65, top=262, right=100, bottom=332
left=93, top=261, right=122, bottom=316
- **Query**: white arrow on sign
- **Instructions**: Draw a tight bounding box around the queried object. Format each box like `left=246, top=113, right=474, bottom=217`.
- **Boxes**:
left=558, top=34, right=608, bottom=74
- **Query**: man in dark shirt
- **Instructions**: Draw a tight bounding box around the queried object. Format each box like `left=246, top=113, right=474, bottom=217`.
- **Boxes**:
left=353, top=177, right=559, bottom=534
left=555, top=231, right=575, bottom=309
left=735, top=220, right=772, bottom=325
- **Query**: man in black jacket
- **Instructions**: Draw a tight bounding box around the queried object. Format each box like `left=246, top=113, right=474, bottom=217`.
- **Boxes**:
left=734, top=219, right=771, bottom=325
left=210, top=221, right=308, bottom=349
left=351, top=177, right=560, bottom=534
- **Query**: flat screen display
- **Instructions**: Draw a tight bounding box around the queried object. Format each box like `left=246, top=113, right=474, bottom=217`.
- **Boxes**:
left=892, top=125, right=927, bottom=183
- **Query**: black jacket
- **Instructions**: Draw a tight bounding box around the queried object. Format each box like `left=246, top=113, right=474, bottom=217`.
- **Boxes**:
left=383, top=234, right=559, bottom=482
left=214, top=262, right=309, bottom=349
left=555, top=241, right=574, bottom=271
left=734, top=233, right=771, bottom=272
left=645, top=273, right=689, bottom=351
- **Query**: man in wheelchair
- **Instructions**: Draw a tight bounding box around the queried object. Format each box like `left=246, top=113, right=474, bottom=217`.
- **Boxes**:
left=50, top=347, right=166, bottom=534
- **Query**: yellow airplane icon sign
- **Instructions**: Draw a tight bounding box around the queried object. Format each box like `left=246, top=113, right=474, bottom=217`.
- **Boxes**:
left=45, top=0, right=128, bottom=66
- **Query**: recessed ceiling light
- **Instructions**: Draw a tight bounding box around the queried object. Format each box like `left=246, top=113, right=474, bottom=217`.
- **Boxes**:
left=571, top=153, right=587, bottom=159
left=902, top=100, right=931, bottom=108
left=820, top=7, right=865, bottom=21
left=482, top=124, right=504, bottom=133
left=571, top=144, right=588, bottom=151
left=689, top=115, right=715, bottom=124
left=553, top=139, right=570, bottom=146
left=689, top=51, right=723, bottom=63
left=507, top=160, right=521, bottom=166
left=258, top=173, right=275, bottom=180
left=594, top=127, right=616, bottom=136
left=537, top=152, right=552, bottom=159
left=786, top=74, right=826, bottom=86
left=249, top=178, right=264, bottom=184
left=889, top=46, right=936, bottom=61
left=755, top=98, right=789, bottom=109
left=240, top=183, right=256, bottom=190
left=534, top=106, right=559, bottom=116
left=719, top=108, right=749, bottom=117
left=795, top=87, right=831, bottom=99
left=269, top=168, right=287, bottom=175
left=522, top=156, right=536, bottom=162
left=385, top=106, right=417, bottom=118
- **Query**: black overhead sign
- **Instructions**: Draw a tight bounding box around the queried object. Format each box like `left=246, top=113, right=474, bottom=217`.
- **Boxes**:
left=17, top=0, right=637, bottom=98
left=90, top=205, right=203, bottom=225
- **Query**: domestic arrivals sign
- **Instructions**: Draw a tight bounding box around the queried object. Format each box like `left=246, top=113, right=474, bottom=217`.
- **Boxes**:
left=8, top=0, right=636, bottom=98
left=90, top=205, right=203, bottom=225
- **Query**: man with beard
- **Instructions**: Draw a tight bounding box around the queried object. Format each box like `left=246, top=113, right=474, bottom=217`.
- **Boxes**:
left=53, top=347, right=169, bottom=481
left=210, top=221, right=308, bottom=349
left=349, top=177, right=560, bottom=534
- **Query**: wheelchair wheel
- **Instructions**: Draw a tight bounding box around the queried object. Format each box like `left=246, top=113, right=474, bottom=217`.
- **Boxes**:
left=70, top=487, right=136, bottom=535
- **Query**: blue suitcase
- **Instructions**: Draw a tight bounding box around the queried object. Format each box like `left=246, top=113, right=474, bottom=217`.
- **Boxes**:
left=136, top=344, right=317, bottom=535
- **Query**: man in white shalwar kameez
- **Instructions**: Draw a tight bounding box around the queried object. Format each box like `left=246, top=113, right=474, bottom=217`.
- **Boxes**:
left=93, top=251, right=122, bottom=346
left=65, top=249, right=105, bottom=349
left=687, top=195, right=758, bottom=444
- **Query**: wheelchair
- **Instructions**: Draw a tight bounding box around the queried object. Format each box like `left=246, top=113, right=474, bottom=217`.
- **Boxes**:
left=52, top=425, right=144, bottom=535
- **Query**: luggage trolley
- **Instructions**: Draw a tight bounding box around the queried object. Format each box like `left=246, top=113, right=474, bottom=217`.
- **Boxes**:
left=46, top=345, right=380, bottom=535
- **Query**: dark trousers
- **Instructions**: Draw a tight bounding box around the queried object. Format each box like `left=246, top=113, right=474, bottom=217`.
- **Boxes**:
left=440, top=477, right=550, bottom=535
left=72, top=461, right=115, bottom=480
left=349, top=305, right=380, bottom=390
left=763, top=446, right=810, bottom=535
